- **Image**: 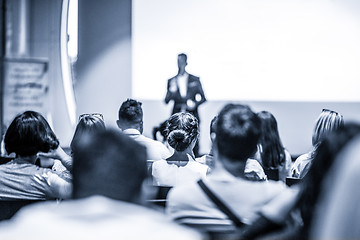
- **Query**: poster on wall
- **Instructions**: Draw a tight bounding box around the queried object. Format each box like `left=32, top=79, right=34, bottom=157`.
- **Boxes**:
left=2, top=58, right=49, bottom=133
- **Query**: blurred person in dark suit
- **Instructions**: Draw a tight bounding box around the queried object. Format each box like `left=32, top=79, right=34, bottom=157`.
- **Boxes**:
left=165, top=53, right=206, bottom=156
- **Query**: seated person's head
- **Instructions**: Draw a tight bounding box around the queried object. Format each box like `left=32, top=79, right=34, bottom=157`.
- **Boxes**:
left=4, top=111, right=59, bottom=157
left=312, top=109, right=344, bottom=148
left=299, top=123, right=360, bottom=230
left=70, top=113, right=105, bottom=154
left=117, top=99, right=143, bottom=133
left=215, top=104, right=260, bottom=162
left=166, top=112, right=199, bottom=152
left=72, top=129, right=147, bottom=202
left=257, top=111, right=280, bottom=139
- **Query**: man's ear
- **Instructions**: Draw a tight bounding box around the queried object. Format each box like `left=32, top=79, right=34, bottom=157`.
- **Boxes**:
left=210, top=132, right=216, bottom=143
left=139, top=120, right=144, bottom=134
left=116, top=120, right=122, bottom=130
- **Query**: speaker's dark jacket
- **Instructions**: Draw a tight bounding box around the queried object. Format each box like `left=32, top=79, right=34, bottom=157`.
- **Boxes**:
left=165, top=74, right=206, bottom=122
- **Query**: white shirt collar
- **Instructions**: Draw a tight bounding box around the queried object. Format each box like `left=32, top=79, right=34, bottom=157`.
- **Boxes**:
left=123, top=129, right=141, bottom=136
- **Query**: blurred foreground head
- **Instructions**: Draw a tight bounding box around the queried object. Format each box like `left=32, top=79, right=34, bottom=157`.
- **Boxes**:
left=215, top=103, right=261, bottom=162
left=72, top=129, right=147, bottom=203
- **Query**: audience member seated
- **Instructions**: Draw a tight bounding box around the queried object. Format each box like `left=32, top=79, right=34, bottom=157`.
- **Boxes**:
left=311, top=124, right=360, bottom=239
left=196, top=115, right=266, bottom=181
left=40, top=113, right=106, bottom=180
left=117, top=99, right=171, bottom=161
left=0, top=129, right=203, bottom=239
left=290, top=108, right=344, bottom=178
left=0, top=111, right=71, bottom=200
left=241, top=123, right=360, bottom=240
left=195, top=116, right=217, bottom=172
left=252, top=111, right=292, bottom=182
left=152, top=112, right=208, bottom=186
left=166, top=104, right=287, bottom=234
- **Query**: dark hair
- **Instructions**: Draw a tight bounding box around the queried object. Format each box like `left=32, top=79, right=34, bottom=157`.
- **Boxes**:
left=216, top=104, right=260, bottom=161
left=70, top=114, right=106, bottom=153
left=166, top=112, right=199, bottom=152
left=152, top=120, right=169, bottom=141
left=72, top=129, right=147, bottom=202
left=257, top=111, right=286, bottom=169
left=4, top=111, right=59, bottom=157
left=118, top=99, right=143, bottom=123
left=298, top=123, right=360, bottom=236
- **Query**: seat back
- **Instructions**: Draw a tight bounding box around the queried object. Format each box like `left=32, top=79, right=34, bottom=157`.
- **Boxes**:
left=286, top=177, right=301, bottom=186
left=264, top=168, right=279, bottom=181
left=0, top=200, right=43, bottom=221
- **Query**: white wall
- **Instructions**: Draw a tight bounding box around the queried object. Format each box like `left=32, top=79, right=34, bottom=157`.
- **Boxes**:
left=76, top=0, right=132, bottom=129
left=133, top=0, right=360, bottom=102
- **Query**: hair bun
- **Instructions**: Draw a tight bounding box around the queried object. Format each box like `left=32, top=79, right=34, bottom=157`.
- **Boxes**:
left=168, top=130, right=186, bottom=142
left=167, top=130, right=191, bottom=152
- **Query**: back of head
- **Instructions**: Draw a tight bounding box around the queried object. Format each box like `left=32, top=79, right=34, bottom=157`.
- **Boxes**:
left=312, top=109, right=344, bottom=147
left=4, top=111, right=59, bottom=157
left=70, top=114, right=106, bottom=153
left=166, top=112, right=199, bottom=152
left=178, top=53, right=187, bottom=62
left=72, top=129, right=147, bottom=202
left=216, top=104, right=260, bottom=161
left=257, top=111, right=285, bottom=168
left=118, top=99, right=143, bottom=132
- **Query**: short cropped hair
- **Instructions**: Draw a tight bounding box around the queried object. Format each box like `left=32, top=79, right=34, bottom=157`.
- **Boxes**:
left=215, top=104, right=260, bottom=161
left=118, top=99, right=143, bottom=124
left=178, top=53, right=187, bottom=62
left=166, top=112, right=199, bottom=152
left=72, top=129, right=147, bottom=202
left=312, top=109, right=344, bottom=147
left=4, top=111, right=59, bottom=157
left=70, top=114, right=106, bottom=153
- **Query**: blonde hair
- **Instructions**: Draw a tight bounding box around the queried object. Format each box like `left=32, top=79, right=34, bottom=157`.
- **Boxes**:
left=312, top=109, right=344, bottom=147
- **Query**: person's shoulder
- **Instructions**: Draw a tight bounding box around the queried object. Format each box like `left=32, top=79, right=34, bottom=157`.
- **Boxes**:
left=168, top=75, right=177, bottom=81
left=139, top=134, right=161, bottom=145
left=195, top=155, right=207, bottom=164
left=284, top=149, right=293, bottom=163
left=188, top=74, right=200, bottom=81
left=284, top=149, right=292, bottom=157
left=295, top=152, right=311, bottom=161
left=143, top=136, right=170, bottom=152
